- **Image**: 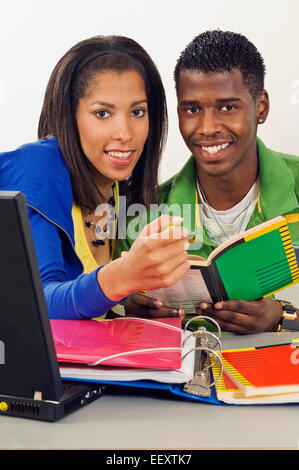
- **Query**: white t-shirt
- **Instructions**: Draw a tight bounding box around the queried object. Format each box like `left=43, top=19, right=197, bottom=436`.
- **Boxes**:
left=196, top=180, right=260, bottom=245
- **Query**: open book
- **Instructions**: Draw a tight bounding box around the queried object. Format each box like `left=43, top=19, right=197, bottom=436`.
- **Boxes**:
left=146, top=216, right=299, bottom=314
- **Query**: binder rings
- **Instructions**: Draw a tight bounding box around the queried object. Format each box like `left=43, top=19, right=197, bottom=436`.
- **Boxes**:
left=56, top=316, right=299, bottom=406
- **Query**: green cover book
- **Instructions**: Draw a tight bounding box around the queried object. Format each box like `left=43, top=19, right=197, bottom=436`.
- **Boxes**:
left=146, top=216, right=299, bottom=314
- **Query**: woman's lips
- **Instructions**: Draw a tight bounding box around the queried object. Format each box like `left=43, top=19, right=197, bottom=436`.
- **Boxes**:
left=104, top=150, right=136, bottom=166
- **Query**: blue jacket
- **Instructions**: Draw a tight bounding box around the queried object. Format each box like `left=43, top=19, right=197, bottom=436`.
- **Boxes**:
left=0, top=137, right=120, bottom=319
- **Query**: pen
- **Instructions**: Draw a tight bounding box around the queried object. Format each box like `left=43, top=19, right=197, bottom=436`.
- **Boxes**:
left=162, top=224, right=196, bottom=241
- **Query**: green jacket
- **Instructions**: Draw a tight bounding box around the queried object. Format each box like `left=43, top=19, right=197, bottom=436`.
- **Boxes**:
left=116, top=138, right=299, bottom=259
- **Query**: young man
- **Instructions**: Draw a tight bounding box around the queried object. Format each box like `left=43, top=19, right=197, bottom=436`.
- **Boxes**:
left=120, top=30, right=299, bottom=334
left=156, top=30, right=299, bottom=333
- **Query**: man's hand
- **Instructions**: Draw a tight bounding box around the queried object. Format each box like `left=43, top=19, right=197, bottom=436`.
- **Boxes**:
left=196, top=298, right=283, bottom=334
left=124, top=292, right=185, bottom=319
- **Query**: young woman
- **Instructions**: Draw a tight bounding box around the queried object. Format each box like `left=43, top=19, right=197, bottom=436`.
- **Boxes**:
left=0, top=35, right=190, bottom=319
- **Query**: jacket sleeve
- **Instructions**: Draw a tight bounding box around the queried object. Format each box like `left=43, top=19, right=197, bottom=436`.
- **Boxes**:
left=28, top=207, right=121, bottom=319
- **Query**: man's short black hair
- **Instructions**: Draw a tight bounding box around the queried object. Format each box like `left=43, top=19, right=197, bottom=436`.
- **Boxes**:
left=174, top=30, right=266, bottom=99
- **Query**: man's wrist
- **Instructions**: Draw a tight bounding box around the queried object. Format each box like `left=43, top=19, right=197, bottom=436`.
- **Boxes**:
left=273, top=299, right=299, bottom=332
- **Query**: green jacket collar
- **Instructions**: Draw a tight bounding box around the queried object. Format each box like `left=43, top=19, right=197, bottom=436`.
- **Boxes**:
left=256, top=138, right=298, bottom=219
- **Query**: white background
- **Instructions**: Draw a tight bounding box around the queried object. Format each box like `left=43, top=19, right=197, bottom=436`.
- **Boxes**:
left=0, top=0, right=298, bottom=182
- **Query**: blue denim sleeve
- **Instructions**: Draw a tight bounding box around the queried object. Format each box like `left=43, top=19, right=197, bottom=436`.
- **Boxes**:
left=28, top=206, right=121, bottom=319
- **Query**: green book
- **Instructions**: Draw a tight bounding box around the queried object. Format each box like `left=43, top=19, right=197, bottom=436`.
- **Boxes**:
left=146, top=216, right=299, bottom=314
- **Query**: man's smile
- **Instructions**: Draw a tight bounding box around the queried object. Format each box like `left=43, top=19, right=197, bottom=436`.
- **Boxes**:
left=192, top=141, right=234, bottom=161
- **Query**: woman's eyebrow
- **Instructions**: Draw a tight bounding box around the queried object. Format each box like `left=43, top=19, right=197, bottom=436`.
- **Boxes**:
left=130, top=99, right=148, bottom=107
left=91, top=100, right=115, bottom=108
left=91, top=99, right=148, bottom=108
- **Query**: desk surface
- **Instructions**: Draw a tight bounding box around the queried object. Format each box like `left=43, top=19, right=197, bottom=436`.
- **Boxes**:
left=1, top=331, right=299, bottom=450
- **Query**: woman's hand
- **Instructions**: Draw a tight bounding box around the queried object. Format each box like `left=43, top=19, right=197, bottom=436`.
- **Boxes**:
left=98, top=214, right=190, bottom=302
left=124, top=292, right=185, bottom=319
left=195, top=298, right=283, bottom=334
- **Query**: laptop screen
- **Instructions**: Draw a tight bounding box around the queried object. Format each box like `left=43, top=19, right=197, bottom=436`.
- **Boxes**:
left=0, top=191, right=64, bottom=401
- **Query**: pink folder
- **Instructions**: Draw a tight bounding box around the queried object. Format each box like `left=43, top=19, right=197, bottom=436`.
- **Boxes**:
left=50, top=317, right=183, bottom=370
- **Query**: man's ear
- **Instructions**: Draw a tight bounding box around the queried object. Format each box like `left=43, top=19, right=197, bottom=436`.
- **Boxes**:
left=256, top=89, right=270, bottom=124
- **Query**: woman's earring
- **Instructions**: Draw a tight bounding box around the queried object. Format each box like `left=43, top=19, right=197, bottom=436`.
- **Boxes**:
left=258, top=117, right=263, bottom=123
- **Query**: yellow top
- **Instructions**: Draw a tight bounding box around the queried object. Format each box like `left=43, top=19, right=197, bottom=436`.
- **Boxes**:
left=71, top=182, right=122, bottom=320
left=71, top=182, right=119, bottom=274
left=72, top=203, right=99, bottom=273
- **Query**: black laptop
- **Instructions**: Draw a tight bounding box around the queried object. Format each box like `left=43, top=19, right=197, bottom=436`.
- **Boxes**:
left=0, top=191, right=104, bottom=421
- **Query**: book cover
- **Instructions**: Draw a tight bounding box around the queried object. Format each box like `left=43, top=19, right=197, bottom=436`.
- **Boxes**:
left=211, top=216, right=299, bottom=301
left=212, top=367, right=299, bottom=405
left=221, top=343, right=299, bottom=397
left=51, top=317, right=183, bottom=370
left=145, top=216, right=299, bottom=313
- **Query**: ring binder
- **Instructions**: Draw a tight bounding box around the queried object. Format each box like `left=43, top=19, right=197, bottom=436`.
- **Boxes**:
left=55, top=315, right=224, bottom=398
left=182, top=316, right=223, bottom=397
left=182, top=326, right=222, bottom=351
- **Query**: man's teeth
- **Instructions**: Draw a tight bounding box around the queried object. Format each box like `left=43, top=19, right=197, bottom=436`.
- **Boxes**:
left=106, top=151, right=132, bottom=159
left=201, top=143, right=230, bottom=155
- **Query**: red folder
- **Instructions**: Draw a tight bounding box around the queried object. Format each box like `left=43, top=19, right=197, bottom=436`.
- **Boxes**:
left=50, top=317, right=183, bottom=370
